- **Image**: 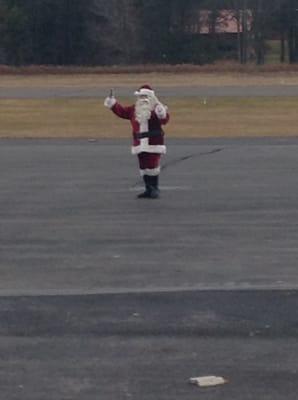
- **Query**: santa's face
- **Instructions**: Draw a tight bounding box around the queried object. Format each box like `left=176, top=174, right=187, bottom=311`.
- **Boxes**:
left=135, top=95, right=153, bottom=123
left=138, top=95, right=150, bottom=105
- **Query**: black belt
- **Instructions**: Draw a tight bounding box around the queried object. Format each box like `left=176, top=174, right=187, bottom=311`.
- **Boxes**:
left=134, top=130, right=163, bottom=139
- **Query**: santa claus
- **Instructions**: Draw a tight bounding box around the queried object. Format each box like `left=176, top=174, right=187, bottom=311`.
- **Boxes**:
left=104, top=84, right=170, bottom=199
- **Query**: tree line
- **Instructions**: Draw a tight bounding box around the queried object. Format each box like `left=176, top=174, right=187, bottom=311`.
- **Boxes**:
left=0, top=0, right=298, bottom=66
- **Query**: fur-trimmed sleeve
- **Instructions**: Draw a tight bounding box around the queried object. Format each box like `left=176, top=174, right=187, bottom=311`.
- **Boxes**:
left=111, top=103, right=134, bottom=120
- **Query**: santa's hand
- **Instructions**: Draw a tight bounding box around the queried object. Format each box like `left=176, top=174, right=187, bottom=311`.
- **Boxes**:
left=155, top=103, right=167, bottom=119
left=104, top=96, right=116, bottom=109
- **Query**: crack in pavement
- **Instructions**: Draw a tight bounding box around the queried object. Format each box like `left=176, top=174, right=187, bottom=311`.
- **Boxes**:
left=131, top=147, right=223, bottom=188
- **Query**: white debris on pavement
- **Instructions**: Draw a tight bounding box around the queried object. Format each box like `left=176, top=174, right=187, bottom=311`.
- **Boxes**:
left=189, top=376, right=227, bottom=387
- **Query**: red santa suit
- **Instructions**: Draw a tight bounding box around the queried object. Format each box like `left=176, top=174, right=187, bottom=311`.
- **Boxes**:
left=104, top=85, right=170, bottom=199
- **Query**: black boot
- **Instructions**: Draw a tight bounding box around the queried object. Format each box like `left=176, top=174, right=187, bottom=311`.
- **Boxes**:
left=137, top=175, right=151, bottom=198
left=148, top=175, right=160, bottom=199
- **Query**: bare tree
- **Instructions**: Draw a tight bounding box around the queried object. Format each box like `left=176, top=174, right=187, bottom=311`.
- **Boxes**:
left=227, top=0, right=249, bottom=63
left=253, top=0, right=265, bottom=64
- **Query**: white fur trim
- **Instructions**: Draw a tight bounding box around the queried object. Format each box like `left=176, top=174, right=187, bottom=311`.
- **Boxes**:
left=131, top=141, right=166, bottom=155
left=140, top=167, right=160, bottom=176
left=155, top=103, right=167, bottom=119
left=104, top=96, right=116, bottom=109
left=134, top=88, right=155, bottom=97
left=139, top=120, right=149, bottom=133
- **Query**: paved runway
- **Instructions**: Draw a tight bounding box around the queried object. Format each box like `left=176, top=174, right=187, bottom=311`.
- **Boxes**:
left=1, top=138, right=298, bottom=295
left=1, top=138, right=298, bottom=399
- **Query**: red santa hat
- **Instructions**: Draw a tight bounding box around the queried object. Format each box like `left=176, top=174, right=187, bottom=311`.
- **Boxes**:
left=134, top=84, right=155, bottom=97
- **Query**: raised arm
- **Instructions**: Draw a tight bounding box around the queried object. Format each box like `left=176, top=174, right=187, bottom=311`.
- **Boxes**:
left=104, top=94, right=133, bottom=120
left=154, top=102, right=170, bottom=125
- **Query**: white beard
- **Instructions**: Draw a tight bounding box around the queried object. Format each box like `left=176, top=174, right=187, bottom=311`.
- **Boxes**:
left=135, top=99, right=153, bottom=124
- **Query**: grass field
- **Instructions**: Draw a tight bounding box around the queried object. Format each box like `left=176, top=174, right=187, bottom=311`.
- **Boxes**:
left=1, top=70, right=298, bottom=138
left=1, top=97, right=298, bottom=138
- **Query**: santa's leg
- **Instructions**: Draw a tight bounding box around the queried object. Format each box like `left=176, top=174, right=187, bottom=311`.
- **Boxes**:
left=137, top=175, right=151, bottom=198
left=137, top=153, right=161, bottom=199
left=148, top=175, right=160, bottom=199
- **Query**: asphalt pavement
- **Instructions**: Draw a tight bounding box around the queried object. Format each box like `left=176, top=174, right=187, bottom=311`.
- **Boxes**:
left=1, top=138, right=298, bottom=399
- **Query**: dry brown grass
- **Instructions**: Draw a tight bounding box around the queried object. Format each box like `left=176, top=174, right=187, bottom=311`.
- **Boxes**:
left=1, top=97, right=297, bottom=138
left=173, top=97, right=298, bottom=137
left=2, top=61, right=298, bottom=75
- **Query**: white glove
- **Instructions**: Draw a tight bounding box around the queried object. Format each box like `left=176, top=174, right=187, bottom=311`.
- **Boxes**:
left=104, top=96, right=116, bottom=109
left=155, top=103, right=167, bottom=119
